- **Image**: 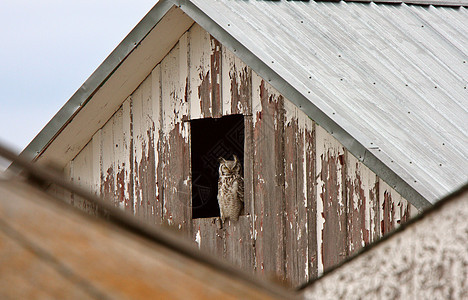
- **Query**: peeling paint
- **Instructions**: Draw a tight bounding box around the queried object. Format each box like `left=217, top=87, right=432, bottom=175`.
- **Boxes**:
left=195, top=229, right=201, bottom=249
left=65, top=24, right=421, bottom=290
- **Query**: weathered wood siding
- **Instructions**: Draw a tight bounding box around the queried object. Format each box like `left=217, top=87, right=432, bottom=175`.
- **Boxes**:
left=64, top=24, right=418, bottom=287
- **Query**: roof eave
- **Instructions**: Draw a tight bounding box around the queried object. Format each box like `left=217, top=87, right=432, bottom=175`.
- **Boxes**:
left=18, top=0, right=175, bottom=163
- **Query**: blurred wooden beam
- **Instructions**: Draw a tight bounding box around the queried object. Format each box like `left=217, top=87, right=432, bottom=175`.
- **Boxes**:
left=0, top=179, right=290, bottom=299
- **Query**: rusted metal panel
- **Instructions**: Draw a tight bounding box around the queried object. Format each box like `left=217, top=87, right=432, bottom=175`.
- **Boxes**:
left=221, top=46, right=252, bottom=116
left=189, top=24, right=222, bottom=119
left=315, top=125, right=347, bottom=275
left=252, top=73, right=286, bottom=282
left=224, top=216, right=255, bottom=273
left=345, top=153, right=380, bottom=255
left=132, top=76, right=159, bottom=222
left=161, top=37, right=191, bottom=234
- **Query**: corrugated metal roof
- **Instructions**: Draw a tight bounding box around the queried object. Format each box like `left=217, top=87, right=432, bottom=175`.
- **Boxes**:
left=346, top=0, right=468, bottom=6
left=20, top=0, right=467, bottom=206
left=181, top=0, right=468, bottom=203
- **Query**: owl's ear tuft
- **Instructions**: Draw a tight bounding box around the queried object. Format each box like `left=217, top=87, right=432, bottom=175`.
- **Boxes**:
left=233, top=155, right=238, bottom=162
left=219, top=157, right=226, bottom=163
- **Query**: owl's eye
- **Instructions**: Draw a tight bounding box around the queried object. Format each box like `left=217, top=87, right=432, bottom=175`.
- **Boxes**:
left=222, top=166, right=228, bottom=173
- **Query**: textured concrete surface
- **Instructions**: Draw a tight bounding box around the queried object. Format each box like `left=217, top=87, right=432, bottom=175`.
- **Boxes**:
left=302, top=187, right=468, bottom=300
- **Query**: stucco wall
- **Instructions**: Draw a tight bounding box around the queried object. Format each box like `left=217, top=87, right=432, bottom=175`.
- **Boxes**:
left=302, top=186, right=468, bottom=299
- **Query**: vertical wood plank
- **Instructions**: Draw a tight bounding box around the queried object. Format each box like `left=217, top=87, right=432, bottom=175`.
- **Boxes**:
left=118, top=100, right=133, bottom=213
left=132, top=75, right=158, bottom=223
left=345, top=153, right=379, bottom=256
left=305, top=117, right=317, bottom=281
left=252, top=73, right=286, bottom=282
left=210, top=36, right=222, bottom=118
left=192, top=218, right=225, bottom=259
left=101, top=113, right=117, bottom=209
left=99, top=101, right=132, bottom=213
left=283, top=104, right=315, bottom=286
left=221, top=46, right=252, bottom=116
left=161, top=37, right=191, bottom=234
left=380, top=180, right=414, bottom=236
left=189, top=24, right=215, bottom=119
left=284, top=101, right=298, bottom=286
left=283, top=102, right=305, bottom=286
left=243, top=115, right=254, bottom=216
left=62, top=161, right=74, bottom=205
left=72, top=138, right=98, bottom=214
left=224, top=216, right=255, bottom=274
left=315, top=125, right=346, bottom=275
left=380, top=180, right=395, bottom=236
left=91, top=130, right=102, bottom=199
left=151, top=65, right=163, bottom=224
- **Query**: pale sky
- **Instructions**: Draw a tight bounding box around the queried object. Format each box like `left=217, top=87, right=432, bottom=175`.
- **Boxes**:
left=0, top=0, right=157, bottom=156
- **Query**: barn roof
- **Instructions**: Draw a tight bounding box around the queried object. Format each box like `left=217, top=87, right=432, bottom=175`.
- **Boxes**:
left=21, top=0, right=467, bottom=208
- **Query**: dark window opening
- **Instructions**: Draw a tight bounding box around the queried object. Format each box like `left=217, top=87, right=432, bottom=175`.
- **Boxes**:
left=191, top=114, right=244, bottom=219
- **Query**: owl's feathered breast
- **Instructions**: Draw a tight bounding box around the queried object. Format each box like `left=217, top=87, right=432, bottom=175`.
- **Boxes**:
left=218, top=175, right=244, bottom=203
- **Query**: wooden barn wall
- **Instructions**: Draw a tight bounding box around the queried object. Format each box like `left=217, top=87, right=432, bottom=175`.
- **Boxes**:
left=62, top=24, right=418, bottom=287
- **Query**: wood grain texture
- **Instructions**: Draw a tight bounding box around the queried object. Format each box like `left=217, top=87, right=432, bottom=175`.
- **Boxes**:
left=345, top=153, right=379, bottom=255
left=284, top=103, right=300, bottom=286
left=72, top=136, right=100, bottom=215
left=152, top=65, right=164, bottom=225
left=100, top=102, right=133, bottom=213
left=224, top=216, right=255, bottom=273
left=222, top=46, right=252, bottom=116
left=379, top=180, right=414, bottom=236
left=243, top=116, right=254, bottom=216
left=0, top=180, right=282, bottom=300
left=284, top=105, right=316, bottom=286
left=304, top=118, right=317, bottom=281
left=192, top=217, right=224, bottom=259
left=132, top=76, right=158, bottom=222
left=252, top=74, right=286, bottom=283
left=161, top=38, right=191, bottom=234
left=0, top=229, right=91, bottom=299
left=189, top=24, right=223, bottom=119
left=315, top=125, right=347, bottom=275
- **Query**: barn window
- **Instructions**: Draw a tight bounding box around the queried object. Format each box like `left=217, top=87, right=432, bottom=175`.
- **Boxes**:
left=191, top=114, right=244, bottom=219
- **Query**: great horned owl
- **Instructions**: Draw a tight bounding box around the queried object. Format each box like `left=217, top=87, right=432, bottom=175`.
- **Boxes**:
left=218, top=155, right=244, bottom=223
